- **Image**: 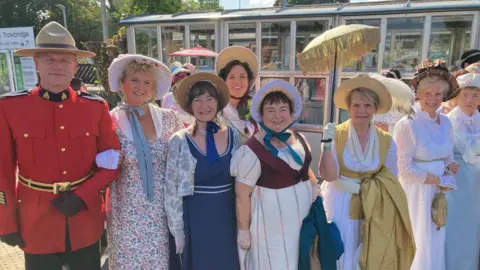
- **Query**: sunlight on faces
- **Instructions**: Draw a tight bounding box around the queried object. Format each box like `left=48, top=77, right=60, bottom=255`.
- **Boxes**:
left=458, top=87, right=480, bottom=116
left=119, top=62, right=156, bottom=107
left=260, top=92, right=294, bottom=133
left=416, top=77, right=449, bottom=116
left=187, top=81, right=222, bottom=123
left=347, top=88, right=378, bottom=126
left=226, top=65, right=249, bottom=99
left=34, top=52, right=77, bottom=89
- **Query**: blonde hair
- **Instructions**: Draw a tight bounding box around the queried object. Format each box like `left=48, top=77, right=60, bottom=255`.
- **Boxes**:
left=347, top=87, right=380, bottom=109
left=118, top=61, right=158, bottom=101
left=416, top=75, right=450, bottom=98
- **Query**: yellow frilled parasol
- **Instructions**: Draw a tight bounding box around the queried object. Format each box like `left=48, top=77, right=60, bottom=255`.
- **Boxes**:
left=297, top=24, right=381, bottom=74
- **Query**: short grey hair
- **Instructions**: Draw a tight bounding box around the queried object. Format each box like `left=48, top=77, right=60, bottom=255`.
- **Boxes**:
left=416, top=75, right=450, bottom=97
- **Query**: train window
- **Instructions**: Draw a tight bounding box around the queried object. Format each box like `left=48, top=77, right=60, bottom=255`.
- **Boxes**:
left=428, top=15, right=473, bottom=71
left=228, top=23, right=256, bottom=50
left=161, top=26, right=186, bottom=66
left=261, top=22, right=291, bottom=71
left=383, top=17, right=425, bottom=73
left=295, top=78, right=326, bottom=125
left=343, top=19, right=381, bottom=72
left=135, top=27, right=158, bottom=59
left=190, top=24, right=216, bottom=70
left=295, top=20, right=329, bottom=71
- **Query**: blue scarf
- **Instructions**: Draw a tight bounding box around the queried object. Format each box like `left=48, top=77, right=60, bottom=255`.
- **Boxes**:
left=119, top=103, right=154, bottom=201
left=259, top=121, right=304, bottom=166
left=205, top=121, right=220, bottom=164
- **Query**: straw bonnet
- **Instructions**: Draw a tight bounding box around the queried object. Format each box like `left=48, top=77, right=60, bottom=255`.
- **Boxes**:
left=334, top=74, right=392, bottom=114
left=175, top=72, right=230, bottom=114
left=16, top=22, right=95, bottom=58
left=410, top=59, right=459, bottom=101
left=250, top=80, right=303, bottom=123
left=215, top=46, right=259, bottom=82
left=108, top=54, right=171, bottom=99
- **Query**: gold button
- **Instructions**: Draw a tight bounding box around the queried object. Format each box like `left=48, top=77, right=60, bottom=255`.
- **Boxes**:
left=86, top=132, right=90, bottom=136
left=63, top=171, right=67, bottom=175
left=61, top=148, right=66, bottom=152
left=60, top=126, right=65, bottom=130
left=58, top=104, right=63, bottom=108
left=24, top=133, right=29, bottom=138
left=18, top=199, right=21, bottom=203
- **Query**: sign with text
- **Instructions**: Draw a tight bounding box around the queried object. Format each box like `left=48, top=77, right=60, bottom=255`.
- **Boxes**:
left=0, top=27, right=35, bottom=50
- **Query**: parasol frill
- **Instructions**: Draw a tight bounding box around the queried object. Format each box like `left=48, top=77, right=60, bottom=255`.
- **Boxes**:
left=169, top=44, right=218, bottom=57
left=297, top=24, right=380, bottom=74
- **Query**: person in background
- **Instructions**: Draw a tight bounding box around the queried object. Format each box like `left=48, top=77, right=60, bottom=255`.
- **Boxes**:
left=95, top=54, right=183, bottom=269
left=232, top=80, right=320, bottom=270
left=162, top=65, right=195, bottom=127
left=319, top=74, right=415, bottom=270
left=394, top=59, right=459, bottom=270
left=0, top=21, right=120, bottom=270
left=216, top=46, right=259, bottom=142
left=165, top=72, right=241, bottom=270
left=445, top=72, right=480, bottom=270
left=460, top=49, right=480, bottom=70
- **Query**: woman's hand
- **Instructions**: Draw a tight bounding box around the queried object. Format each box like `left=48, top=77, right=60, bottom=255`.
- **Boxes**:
left=174, top=236, right=185, bottom=254
left=95, top=149, right=122, bottom=170
left=237, top=228, right=251, bottom=250
left=447, top=162, right=460, bottom=176
left=322, top=123, right=336, bottom=142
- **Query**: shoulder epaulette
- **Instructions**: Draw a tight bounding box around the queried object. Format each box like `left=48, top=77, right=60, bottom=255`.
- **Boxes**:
left=0, top=90, right=31, bottom=100
left=75, top=91, right=105, bottom=103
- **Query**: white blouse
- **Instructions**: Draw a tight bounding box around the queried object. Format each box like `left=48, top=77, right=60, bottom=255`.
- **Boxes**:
left=447, top=106, right=480, bottom=164
left=393, top=104, right=455, bottom=184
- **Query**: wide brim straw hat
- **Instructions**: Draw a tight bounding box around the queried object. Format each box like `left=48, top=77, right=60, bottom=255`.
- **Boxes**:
left=175, top=72, right=230, bottom=113
left=334, top=74, right=392, bottom=114
left=16, top=22, right=95, bottom=58
left=250, top=80, right=303, bottom=123
left=215, top=46, right=259, bottom=81
left=108, top=54, right=171, bottom=99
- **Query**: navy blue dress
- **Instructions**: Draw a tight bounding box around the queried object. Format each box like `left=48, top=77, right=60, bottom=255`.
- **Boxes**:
left=182, top=128, right=240, bottom=270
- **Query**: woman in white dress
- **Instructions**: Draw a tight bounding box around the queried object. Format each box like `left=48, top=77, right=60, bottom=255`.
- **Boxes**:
left=393, top=60, right=460, bottom=270
left=445, top=72, right=480, bottom=270
left=216, top=46, right=259, bottom=141
left=319, top=74, right=415, bottom=270
left=232, top=80, right=317, bottom=270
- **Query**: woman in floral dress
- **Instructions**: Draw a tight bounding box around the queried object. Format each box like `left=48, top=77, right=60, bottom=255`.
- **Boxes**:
left=96, top=54, right=183, bottom=269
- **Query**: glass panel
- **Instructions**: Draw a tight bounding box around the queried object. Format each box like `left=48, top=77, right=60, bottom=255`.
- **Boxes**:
left=161, top=26, right=185, bottom=66
left=295, top=78, right=326, bottom=125
left=384, top=17, right=424, bottom=73
left=0, top=52, right=12, bottom=95
left=463, top=32, right=471, bottom=53
left=295, top=20, right=329, bottom=71
left=228, top=23, right=256, bottom=51
left=343, top=19, right=381, bottom=72
left=261, top=22, right=291, bottom=71
left=190, top=24, right=215, bottom=70
left=135, top=27, right=158, bottom=58
left=428, top=15, right=473, bottom=70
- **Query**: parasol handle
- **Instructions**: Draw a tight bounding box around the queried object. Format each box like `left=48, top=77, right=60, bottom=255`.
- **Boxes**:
left=319, top=132, right=333, bottom=143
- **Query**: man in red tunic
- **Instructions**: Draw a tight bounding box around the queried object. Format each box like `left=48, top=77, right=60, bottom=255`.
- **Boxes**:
left=0, top=21, right=120, bottom=270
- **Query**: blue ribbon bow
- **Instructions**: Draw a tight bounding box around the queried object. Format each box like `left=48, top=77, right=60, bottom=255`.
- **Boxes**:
left=119, top=103, right=155, bottom=201
left=259, top=121, right=304, bottom=166
left=205, top=121, right=220, bottom=164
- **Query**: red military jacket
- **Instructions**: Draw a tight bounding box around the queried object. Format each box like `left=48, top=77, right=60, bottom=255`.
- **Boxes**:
left=0, top=87, right=120, bottom=254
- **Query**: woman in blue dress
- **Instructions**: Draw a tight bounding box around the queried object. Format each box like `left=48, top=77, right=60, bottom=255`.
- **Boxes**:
left=165, top=72, right=241, bottom=270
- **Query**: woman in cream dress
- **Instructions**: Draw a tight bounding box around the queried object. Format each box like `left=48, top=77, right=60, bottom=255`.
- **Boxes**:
left=393, top=60, right=459, bottom=270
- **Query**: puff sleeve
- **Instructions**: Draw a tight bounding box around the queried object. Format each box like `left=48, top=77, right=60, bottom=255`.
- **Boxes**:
left=230, top=145, right=261, bottom=187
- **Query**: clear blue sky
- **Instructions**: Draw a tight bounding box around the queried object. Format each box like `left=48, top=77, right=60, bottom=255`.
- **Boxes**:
left=220, top=0, right=371, bottom=9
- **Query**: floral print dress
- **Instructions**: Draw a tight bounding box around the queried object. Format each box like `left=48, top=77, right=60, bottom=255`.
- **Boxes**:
left=106, top=105, right=183, bottom=270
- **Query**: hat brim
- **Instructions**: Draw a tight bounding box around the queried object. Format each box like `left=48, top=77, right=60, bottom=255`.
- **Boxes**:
left=334, top=75, right=392, bottom=114
left=108, top=54, right=171, bottom=99
left=410, top=69, right=459, bottom=101
left=215, top=46, right=259, bottom=82
left=16, top=48, right=96, bottom=58
left=176, top=72, right=230, bottom=114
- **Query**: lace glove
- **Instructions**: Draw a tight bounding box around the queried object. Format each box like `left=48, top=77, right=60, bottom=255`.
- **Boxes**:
left=237, top=228, right=251, bottom=250
left=95, top=149, right=121, bottom=170
left=322, top=123, right=336, bottom=142
left=174, top=236, right=185, bottom=254
left=439, top=175, right=457, bottom=190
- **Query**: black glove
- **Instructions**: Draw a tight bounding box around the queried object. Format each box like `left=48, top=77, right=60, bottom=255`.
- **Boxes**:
left=50, top=193, right=86, bottom=217
left=0, top=232, right=25, bottom=248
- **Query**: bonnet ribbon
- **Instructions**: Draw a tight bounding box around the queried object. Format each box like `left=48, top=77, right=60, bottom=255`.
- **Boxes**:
left=205, top=121, right=221, bottom=164
left=259, top=121, right=303, bottom=166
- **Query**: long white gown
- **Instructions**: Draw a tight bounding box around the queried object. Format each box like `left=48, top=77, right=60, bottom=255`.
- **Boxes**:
left=320, top=122, right=398, bottom=270
left=393, top=104, right=455, bottom=270
left=231, top=141, right=313, bottom=270
left=445, top=106, right=480, bottom=270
